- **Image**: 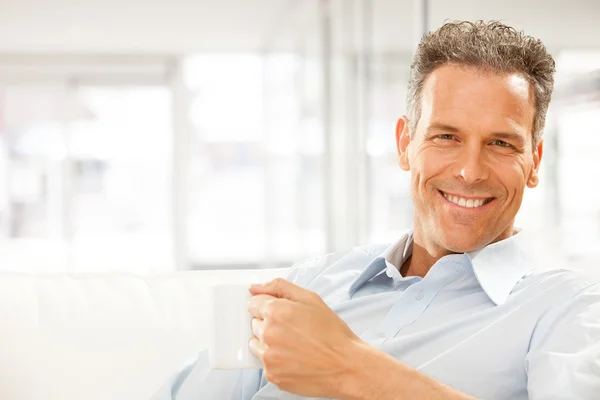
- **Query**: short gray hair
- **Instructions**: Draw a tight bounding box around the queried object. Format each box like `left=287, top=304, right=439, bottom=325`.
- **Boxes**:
left=407, top=20, right=556, bottom=147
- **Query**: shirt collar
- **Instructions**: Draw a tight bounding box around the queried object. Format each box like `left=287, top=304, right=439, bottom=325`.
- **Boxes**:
left=348, top=231, right=413, bottom=297
left=347, top=229, right=533, bottom=305
left=466, top=228, right=533, bottom=305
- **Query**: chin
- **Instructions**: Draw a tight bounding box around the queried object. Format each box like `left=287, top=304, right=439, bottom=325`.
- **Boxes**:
left=436, top=227, right=489, bottom=253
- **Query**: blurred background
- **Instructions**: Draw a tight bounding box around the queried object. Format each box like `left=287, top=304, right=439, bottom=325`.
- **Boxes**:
left=0, top=0, right=598, bottom=276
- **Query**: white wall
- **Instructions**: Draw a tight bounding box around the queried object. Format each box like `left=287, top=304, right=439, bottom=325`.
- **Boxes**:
left=0, top=0, right=296, bottom=53
left=0, top=0, right=599, bottom=55
left=373, top=0, right=600, bottom=55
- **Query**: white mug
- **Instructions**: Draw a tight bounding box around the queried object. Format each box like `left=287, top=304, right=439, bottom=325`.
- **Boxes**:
left=208, top=271, right=287, bottom=369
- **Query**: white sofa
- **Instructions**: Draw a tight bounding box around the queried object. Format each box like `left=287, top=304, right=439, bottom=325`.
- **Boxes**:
left=0, top=268, right=288, bottom=400
left=2, top=255, right=597, bottom=400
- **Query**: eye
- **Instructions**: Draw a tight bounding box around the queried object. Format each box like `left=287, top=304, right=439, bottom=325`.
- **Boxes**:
left=490, top=139, right=512, bottom=148
left=438, top=134, right=456, bottom=140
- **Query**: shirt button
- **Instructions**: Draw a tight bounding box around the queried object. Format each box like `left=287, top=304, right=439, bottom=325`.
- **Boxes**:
left=386, top=268, right=394, bottom=278
left=415, top=291, right=424, bottom=300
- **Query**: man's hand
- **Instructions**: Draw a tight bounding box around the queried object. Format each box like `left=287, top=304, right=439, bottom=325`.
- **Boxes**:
left=248, top=278, right=362, bottom=398
left=248, top=278, right=478, bottom=400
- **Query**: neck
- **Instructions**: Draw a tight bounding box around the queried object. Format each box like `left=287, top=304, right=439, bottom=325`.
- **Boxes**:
left=402, top=223, right=517, bottom=278
left=400, top=240, right=456, bottom=278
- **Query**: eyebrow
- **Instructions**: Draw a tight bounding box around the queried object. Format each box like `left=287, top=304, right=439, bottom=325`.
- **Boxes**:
left=489, top=132, right=526, bottom=145
left=427, top=123, right=526, bottom=145
left=427, top=123, right=460, bottom=133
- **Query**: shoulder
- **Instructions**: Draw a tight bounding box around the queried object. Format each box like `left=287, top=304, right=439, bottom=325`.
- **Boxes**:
left=525, top=274, right=600, bottom=397
left=526, top=268, right=600, bottom=349
left=284, top=243, right=389, bottom=290
left=518, top=268, right=597, bottom=299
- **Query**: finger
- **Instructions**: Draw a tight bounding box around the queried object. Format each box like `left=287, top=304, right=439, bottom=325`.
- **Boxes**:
left=248, top=336, right=268, bottom=359
left=247, top=294, right=276, bottom=319
left=250, top=278, right=312, bottom=302
left=251, top=317, right=265, bottom=341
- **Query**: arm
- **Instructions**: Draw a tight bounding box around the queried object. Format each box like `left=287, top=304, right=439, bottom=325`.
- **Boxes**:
left=340, top=340, right=475, bottom=400
left=151, top=256, right=337, bottom=400
left=341, top=341, right=476, bottom=400
left=248, top=279, right=477, bottom=400
left=150, top=350, right=256, bottom=400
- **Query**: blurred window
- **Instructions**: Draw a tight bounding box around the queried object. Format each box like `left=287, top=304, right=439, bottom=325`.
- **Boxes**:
left=549, top=50, right=600, bottom=270
left=184, top=54, right=326, bottom=267
left=365, top=59, right=413, bottom=244
left=0, top=80, right=173, bottom=273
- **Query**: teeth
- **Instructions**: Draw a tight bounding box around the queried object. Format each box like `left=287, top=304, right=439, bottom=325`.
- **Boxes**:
left=442, top=192, right=490, bottom=208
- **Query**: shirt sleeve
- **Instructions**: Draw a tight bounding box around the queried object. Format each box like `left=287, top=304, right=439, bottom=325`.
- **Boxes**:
left=150, top=252, right=345, bottom=400
left=526, top=282, right=600, bottom=399
left=150, top=350, right=263, bottom=400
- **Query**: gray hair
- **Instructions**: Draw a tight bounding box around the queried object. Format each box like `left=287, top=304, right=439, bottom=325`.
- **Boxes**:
left=407, top=20, right=556, bottom=147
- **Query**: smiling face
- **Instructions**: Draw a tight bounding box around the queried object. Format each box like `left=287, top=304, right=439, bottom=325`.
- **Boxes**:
left=396, top=64, right=543, bottom=254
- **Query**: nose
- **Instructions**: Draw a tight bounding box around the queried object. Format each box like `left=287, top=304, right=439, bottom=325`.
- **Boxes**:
left=452, top=144, right=490, bottom=184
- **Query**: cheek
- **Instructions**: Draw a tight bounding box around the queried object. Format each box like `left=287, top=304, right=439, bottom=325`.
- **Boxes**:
left=495, top=162, right=529, bottom=200
left=410, top=148, right=449, bottom=188
left=409, top=161, right=431, bottom=195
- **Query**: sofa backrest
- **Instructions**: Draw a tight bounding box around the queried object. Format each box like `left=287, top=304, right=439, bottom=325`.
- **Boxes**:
left=0, top=268, right=288, bottom=400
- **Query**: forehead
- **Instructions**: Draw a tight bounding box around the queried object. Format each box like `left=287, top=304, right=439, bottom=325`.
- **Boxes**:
left=419, top=64, right=535, bottom=135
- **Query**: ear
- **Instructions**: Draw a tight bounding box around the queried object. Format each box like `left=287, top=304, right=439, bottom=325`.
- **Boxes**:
left=396, top=115, right=411, bottom=171
left=527, top=139, right=543, bottom=188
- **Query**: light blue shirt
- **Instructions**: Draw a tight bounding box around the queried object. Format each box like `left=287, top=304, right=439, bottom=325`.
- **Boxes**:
left=153, top=230, right=600, bottom=399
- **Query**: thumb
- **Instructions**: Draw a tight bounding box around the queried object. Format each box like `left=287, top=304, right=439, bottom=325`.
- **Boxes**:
left=250, top=278, right=310, bottom=302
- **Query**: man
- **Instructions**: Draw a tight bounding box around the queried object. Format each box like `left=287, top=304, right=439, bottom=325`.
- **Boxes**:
left=154, top=21, right=600, bottom=399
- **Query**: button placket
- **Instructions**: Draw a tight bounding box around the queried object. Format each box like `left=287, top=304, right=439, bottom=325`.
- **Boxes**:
left=379, top=284, right=429, bottom=338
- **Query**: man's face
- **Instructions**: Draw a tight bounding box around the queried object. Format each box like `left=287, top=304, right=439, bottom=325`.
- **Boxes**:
left=396, top=64, right=543, bottom=253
